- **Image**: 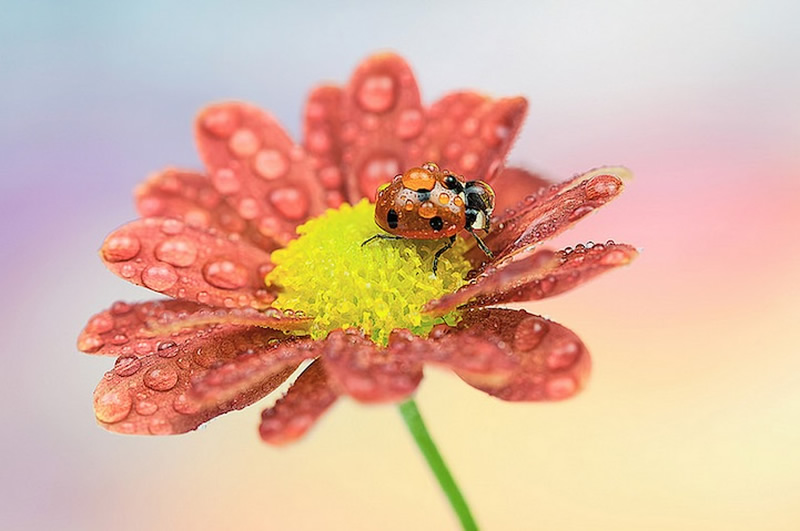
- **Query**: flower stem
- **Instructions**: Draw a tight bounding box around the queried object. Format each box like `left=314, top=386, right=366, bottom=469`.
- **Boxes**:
left=398, top=399, right=479, bottom=531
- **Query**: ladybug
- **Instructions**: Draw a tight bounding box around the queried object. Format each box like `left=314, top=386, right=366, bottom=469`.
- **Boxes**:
left=363, top=162, right=495, bottom=274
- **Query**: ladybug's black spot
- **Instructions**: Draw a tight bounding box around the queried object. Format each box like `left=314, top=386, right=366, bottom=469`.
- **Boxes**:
left=429, top=216, right=444, bottom=231
left=416, top=189, right=431, bottom=202
left=387, top=209, right=399, bottom=229
left=443, top=175, right=463, bottom=192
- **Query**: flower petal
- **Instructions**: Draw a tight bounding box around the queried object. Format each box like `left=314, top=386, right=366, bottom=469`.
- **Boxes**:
left=189, top=337, right=319, bottom=405
left=473, top=166, right=630, bottom=263
left=99, top=217, right=275, bottom=309
left=321, top=329, right=422, bottom=403
left=340, top=53, right=425, bottom=202
left=144, top=306, right=311, bottom=335
left=92, top=326, right=295, bottom=435
left=135, top=168, right=278, bottom=251
left=465, top=242, right=638, bottom=308
left=304, top=85, right=347, bottom=208
left=195, top=102, right=327, bottom=246
left=453, top=309, right=591, bottom=401
left=422, top=91, right=528, bottom=181
left=492, top=167, right=551, bottom=215
left=78, top=300, right=210, bottom=357
left=260, top=360, right=338, bottom=445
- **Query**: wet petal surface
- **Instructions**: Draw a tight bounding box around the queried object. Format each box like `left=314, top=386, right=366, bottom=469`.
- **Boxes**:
left=93, top=326, right=295, bottom=435
left=260, top=360, right=338, bottom=445
left=421, top=92, right=528, bottom=181
left=144, top=306, right=311, bottom=335
left=303, top=85, right=347, bottom=208
left=195, top=102, right=327, bottom=247
left=451, top=309, right=591, bottom=401
left=492, top=167, right=551, bottom=215
left=100, top=217, right=275, bottom=309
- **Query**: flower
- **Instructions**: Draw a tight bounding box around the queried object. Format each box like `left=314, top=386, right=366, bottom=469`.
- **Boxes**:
left=78, top=53, right=636, bottom=444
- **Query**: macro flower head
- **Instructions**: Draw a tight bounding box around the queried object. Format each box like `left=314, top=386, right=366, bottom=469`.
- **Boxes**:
left=78, top=53, right=636, bottom=443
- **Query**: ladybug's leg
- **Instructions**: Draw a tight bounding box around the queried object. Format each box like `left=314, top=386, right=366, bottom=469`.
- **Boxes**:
left=467, top=228, right=494, bottom=259
left=361, top=234, right=404, bottom=247
left=432, top=235, right=457, bottom=275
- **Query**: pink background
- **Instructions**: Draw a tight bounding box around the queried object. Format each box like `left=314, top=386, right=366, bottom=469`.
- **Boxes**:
left=2, top=1, right=799, bottom=529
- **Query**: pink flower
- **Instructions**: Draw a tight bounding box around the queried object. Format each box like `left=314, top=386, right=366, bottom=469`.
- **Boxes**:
left=78, top=53, right=636, bottom=443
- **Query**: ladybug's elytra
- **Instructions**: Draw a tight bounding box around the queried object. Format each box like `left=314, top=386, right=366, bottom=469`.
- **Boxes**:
left=363, top=162, right=495, bottom=274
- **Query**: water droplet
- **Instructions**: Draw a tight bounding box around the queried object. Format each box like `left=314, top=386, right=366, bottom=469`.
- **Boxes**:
left=269, top=186, right=310, bottom=221
left=253, top=149, right=289, bottom=180
left=396, top=109, right=424, bottom=139
left=134, top=341, right=153, bottom=355
left=185, top=208, right=212, bottom=229
left=102, top=233, right=141, bottom=262
left=357, top=75, right=396, bottom=113
left=438, top=192, right=450, bottom=205
left=359, top=155, right=400, bottom=200
left=148, top=417, right=172, bottom=435
left=138, top=196, right=164, bottom=217
left=306, top=129, right=331, bottom=153
left=155, top=237, right=198, bottom=267
left=600, top=249, right=629, bottom=266
left=404, top=199, right=415, bottom=211
left=237, top=197, right=260, bottom=219
left=156, top=341, right=178, bottom=357
left=173, top=393, right=201, bottom=415
left=87, top=313, right=114, bottom=334
left=211, top=168, right=241, bottom=194
left=160, top=218, right=184, bottom=235
left=228, top=128, right=260, bottom=157
left=135, top=400, right=158, bottom=416
left=546, top=376, right=577, bottom=399
left=461, top=118, right=479, bottom=137
left=113, top=356, right=141, bottom=376
left=110, top=301, right=132, bottom=315
left=318, top=166, right=342, bottom=189
left=203, top=259, right=249, bottom=290
left=119, top=264, right=137, bottom=278
left=111, top=333, right=129, bottom=345
left=175, top=356, right=192, bottom=369
left=586, top=174, right=620, bottom=200
left=417, top=201, right=437, bottom=219
left=547, top=341, right=580, bottom=369
left=569, top=205, right=595, bottom=221
left=513, top=317, right=548, bottom=351
left=460, top=152, right=479, bottom=172
left=79, top=334, right=104, bottom=352
left=202, top=107, right=239, bottom=138
left=95, top=388, right=133, bottom=424
left=143, top=365, right=179, bottom=391
left=142, top=264, right=179, bottom=291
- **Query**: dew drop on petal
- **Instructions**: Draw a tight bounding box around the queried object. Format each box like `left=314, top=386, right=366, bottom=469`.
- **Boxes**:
left=173, top=393, right=201, bottom=415
left=155, top=237, right=198, bottom=267
left=546, top=376, right=577, bottom=399
left=110, top=301, right=132, bottom=315
left=113, top=356, right=142, bottom=377
left=148, top=417, right=172, bottom=435
left=396, top=109, right=424, bottom=139
left=357, top=75, right=396, bottom=113
left=306, top=129, right=331, bottom=153
left=87, top=313, right=114, bottom=334
left=156, top=340, right=178, bottom=357
left=228, top=129, right=261, bottom=157
left=546, top=341, right=580, bottom=370
left=319, top=166, right=342, bottom=189
left=460, top=152, right=479, bottom=172
left=79, top=334, right=104, bottom=352
left=142, top=264, right=179, bottom=291
left=568, top=205, right=595, bottom=221
left=95, top=388, right=133, bottom=424
left=253, top=149, right=289, bottom=180
left=111, top=333, right=129, bottom=345
left=143, top=365, right=179, bottom=391
left=513, top=317, right=548, bottom=352
left=134, top=341, right=153, bottom=355
left=211, top=168, right=241, bottom=194
left=203, top=259, right=249, bottom=290
left=600, top=249, right=630, bottom=266
left=102, top=234, right=141, bottom=262
left=237, top=197, right=260, bottom=219
left=135, top=400, right=158, bottom=416
left=586, top=174, right=620, bottom=200
left=359, top=155, right=400, bottom=200
left=269, top=186, right=310, bottom=221
left=160, top=218, right=184, bottom=235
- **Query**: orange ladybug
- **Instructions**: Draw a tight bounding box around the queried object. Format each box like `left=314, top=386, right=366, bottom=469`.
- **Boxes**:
left=363, top=162, right=495, bottom=274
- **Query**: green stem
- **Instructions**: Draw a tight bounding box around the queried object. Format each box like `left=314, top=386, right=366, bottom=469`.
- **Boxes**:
left=398, top=399, right=479, bottom=531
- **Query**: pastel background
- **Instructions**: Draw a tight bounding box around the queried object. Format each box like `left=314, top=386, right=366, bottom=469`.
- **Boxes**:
left=2, top=1, right=799, bottom=530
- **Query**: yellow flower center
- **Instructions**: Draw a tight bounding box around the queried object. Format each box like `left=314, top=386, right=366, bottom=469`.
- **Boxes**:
left=265, top=200, right=472, bottom=345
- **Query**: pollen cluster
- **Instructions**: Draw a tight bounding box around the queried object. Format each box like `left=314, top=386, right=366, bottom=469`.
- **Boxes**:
left=265, top=200, right=472, bottom=345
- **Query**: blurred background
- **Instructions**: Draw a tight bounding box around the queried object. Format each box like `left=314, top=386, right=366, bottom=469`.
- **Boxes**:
left=2, top=1, right=799, bottom=529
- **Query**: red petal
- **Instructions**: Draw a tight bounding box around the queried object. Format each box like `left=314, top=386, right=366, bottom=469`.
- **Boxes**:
left=303, top=85, right=347, bottom=208
left=492, top=167, right=551, bottom=215
left=92, top=326, right=295, bottom=435
left=99, top=217, right=275, bottom=309
left=195, top=102, right=327, bottom=246
left=473, top=166, right=630, bottom=263
left=453, top=309, right=591, bottom=401
left=189, top=337, right=319, bottom=405
left=421, top=92, right=527, bottom=181
left=260, top=360, right=338, bottom=445
left=135, top=168, right=278, bottom=252
left=340, top=53, right=425, bottom=202
left=144, top=306, right=311, bottom=335
left=321, top=329, right=422, bottom=403
left=78, top=300, right=210, bottom=357
left=465, top=242, right=638, bottom=308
